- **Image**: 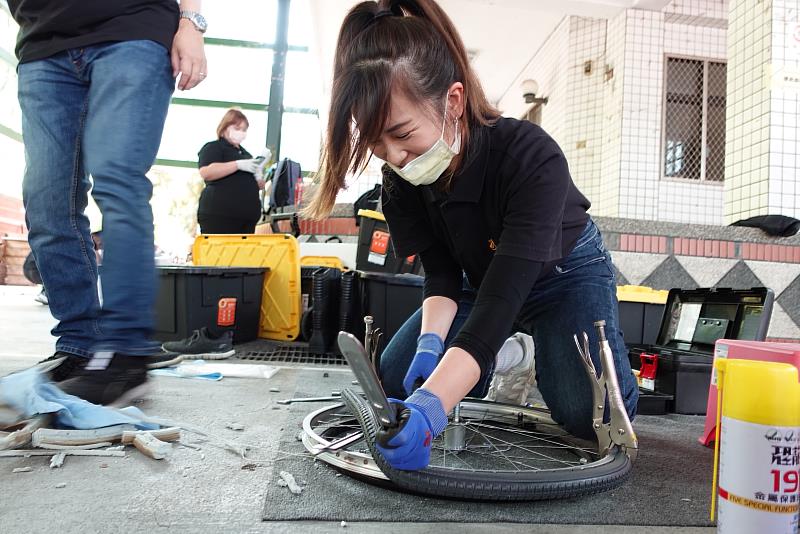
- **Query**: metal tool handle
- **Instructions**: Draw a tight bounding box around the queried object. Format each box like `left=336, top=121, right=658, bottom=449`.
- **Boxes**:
left=338, top=331, right=397, bottom=428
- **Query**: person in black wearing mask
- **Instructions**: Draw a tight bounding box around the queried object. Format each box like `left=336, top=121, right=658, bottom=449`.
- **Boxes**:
left=305, top=0, right=638, bottom=471
left=10, top=0, right=207, bottom=405
left=196, top=109, right=265, bottom=234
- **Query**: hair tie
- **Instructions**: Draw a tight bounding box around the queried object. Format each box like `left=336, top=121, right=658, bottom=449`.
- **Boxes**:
left=372, top=9, right=394, bottom=21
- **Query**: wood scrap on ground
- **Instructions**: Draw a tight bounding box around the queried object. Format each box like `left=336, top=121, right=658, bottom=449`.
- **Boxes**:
left=131, top=432, right=172, bottom=460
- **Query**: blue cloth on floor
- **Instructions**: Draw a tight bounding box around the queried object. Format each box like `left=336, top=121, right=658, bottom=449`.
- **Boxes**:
left=148, top=368, right=222, bottom=381
left=0, top=367, right=157, bottom=430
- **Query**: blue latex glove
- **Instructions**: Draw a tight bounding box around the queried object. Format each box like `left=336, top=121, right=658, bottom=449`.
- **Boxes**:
left=402, top=332, right=444, bottom=396
left=375, top=388, right=449, bottom=471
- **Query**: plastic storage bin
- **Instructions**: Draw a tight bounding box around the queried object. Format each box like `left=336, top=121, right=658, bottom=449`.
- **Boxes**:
left=617, top=285, right=668, bottom=346
left=355, top=209, right=421, bottom=274
left=628, top=286, right=775, bottom=415
left=154, top=266, right=267, bottom=344
left=360, top=272, right=424, bottom=358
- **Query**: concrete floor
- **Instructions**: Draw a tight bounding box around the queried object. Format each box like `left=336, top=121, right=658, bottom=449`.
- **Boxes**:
left=0, top=285, right=715, bottom=533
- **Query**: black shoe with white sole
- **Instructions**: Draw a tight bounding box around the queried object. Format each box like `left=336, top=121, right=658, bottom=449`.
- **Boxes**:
left=59, top=352, right=150, bottom=407
left=161, top=327, right=235, bottom=360
left=146, top=350, right=183, bottom=369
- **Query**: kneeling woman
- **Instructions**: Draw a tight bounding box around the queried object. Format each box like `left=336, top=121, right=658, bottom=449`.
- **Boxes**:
left=306, top=0, right=638, bottom=471
left=197, top=109, right=264, bottom=234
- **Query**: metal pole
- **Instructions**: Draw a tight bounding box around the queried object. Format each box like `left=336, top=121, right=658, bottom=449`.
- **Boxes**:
left=266, top=0, right=290, bottom=160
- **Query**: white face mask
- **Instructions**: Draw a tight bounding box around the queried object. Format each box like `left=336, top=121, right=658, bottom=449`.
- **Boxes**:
left=227, top=127, right=247, bottom=145
left=387, top=102, right=461, bottom=186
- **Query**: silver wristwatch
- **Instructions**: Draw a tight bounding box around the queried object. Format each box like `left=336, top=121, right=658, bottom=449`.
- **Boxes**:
left=180, top=10, right=208, bottom=33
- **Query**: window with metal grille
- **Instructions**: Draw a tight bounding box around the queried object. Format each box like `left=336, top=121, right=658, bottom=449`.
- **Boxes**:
left=663, top=57, right=726, bottom=182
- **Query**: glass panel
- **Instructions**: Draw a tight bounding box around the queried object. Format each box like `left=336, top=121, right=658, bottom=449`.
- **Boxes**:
left=280, top=112, right=320, bottom=172
left=706, top=61, right=726, bottom=182
left=288, top=0, right=313, bottom=48
left=664, top=58, right=703, bottom=179
left=0, top=57, right=20, bottom=131
left=148, top=165, right=204, bottom=261
left=158, top=104, right=267, bottom=163
left=203, top=0, right=278, bottom=43
left=0, top=134, right=24, bottom=197
left=180, top=45, right=271, bottom=104
left=284, top=49, right=322, bottom=109
left=0, top=4, right=18, bottom=57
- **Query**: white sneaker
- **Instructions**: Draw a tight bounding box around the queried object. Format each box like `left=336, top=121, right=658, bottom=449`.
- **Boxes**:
left=485, top=333, right=536, bottom=405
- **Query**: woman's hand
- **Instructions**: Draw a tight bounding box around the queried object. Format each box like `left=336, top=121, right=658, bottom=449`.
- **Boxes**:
left=171, top=18, right=207, bottom=91
left=375, top=389, right=448, bottom=471
left=402, top=333, right=444, bottom=396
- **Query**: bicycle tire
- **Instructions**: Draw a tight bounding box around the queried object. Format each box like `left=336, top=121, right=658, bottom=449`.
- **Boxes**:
left=340, top=388, right=633, bottom=501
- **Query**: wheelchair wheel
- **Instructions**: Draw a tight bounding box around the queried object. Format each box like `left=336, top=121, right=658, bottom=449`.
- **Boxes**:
left=301, top=388, right=632, bottom=501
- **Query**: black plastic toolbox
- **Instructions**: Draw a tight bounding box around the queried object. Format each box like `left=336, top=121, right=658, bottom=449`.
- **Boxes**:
left=360, top=272, right=424, bottom=358
left=628, top=287, right=774, bottom=415
left=154, top=266, right=267, bottom=344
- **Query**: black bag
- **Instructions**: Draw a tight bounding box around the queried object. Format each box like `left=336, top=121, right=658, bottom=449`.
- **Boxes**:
left=353, top=184, right=382, bottom=226
left=268, top=158, right=301, bottom=210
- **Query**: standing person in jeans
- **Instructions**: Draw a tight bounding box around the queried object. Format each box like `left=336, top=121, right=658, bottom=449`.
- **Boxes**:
left=196, top=109, right=266, bottom=234
left=305, top=0, right=638, bottom=471
left=11, top=0, right=208, bottom=405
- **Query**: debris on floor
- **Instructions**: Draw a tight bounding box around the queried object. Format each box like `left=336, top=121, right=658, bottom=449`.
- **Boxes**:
left=49, top=451, right=66, bottom=468
left=12, top=466, right=32, bottom=473
left=278, top=470, right=303, bottom=495
left=226, top=422, right=245, bottom=431
left=55, top=482, right=66, bottom=489
left=131, top=432, right=172, bottom=460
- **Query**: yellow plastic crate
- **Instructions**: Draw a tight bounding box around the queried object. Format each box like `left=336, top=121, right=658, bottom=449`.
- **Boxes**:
left=192, top=234, right=301, bottom=341
left=300, top=255, right=345, bottom=270
left=616, top=285, right=669, bottom=304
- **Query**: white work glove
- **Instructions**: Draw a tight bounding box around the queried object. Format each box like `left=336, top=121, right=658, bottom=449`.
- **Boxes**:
left=236, top=158, right=258, bottom=174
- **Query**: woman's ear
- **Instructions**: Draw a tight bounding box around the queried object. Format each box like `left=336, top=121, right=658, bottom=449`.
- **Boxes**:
left=447, top=81, right=465, bottom=120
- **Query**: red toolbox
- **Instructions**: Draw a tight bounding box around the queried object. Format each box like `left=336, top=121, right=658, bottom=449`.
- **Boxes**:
left=628, top=287, right=774, bottom=415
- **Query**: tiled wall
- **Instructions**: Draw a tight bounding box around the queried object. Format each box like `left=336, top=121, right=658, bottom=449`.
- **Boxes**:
left=596, top=11, right=628, bottom=217
left=766, top=0, right=800, bottom=220
left=614, top=4, right=728, bottom=224
left=725, top=0, right=772, bottom=223
left=565, top=18, right=608, bottom=210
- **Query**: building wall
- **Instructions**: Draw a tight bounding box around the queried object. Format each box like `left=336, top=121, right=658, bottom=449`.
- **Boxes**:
left=565, top=17, right=608, bottom=212
left=766, top=0, right=800, bottom=220
left=617, top=3, right=728, bottom=224
left=725, top=0, right=772, bottom=223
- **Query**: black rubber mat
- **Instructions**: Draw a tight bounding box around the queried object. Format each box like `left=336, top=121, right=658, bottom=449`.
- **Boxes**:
left=262, top=403, right=714, bottom=526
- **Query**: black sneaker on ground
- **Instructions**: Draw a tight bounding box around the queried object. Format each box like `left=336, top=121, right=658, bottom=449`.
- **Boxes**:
left=37, top=352, right=88, bottom=383
left=59, top=352, right=150, bottom=407
left=146, top=350, right=183, bottom=369
left=161, top=327, right=235, bottom=360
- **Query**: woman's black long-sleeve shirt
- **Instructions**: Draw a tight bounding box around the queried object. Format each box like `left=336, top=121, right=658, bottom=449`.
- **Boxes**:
left=381, top=117, right=590, bottom=377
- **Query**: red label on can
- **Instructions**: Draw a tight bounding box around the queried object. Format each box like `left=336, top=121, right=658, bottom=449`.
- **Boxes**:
left=217, top=297, right=237, bottom=327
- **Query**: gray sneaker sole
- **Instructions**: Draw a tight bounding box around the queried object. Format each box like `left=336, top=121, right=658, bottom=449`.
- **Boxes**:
left=179, top=349, right=235, bottom=360
left=146, top=354, right=184, bottom=369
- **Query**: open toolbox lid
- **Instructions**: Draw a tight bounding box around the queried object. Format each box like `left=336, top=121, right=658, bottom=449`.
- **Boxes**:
left=653, top=286, right=774, bottom=357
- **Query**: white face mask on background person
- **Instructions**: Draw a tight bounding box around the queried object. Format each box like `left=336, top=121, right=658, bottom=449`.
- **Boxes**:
left=387, top=103, right=461, bottom=187
left=226, top=126, right=247, bottom=145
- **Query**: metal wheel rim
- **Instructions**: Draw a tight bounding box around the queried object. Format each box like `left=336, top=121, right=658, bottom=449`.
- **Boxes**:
left=301, top=399, right=608, bottom=481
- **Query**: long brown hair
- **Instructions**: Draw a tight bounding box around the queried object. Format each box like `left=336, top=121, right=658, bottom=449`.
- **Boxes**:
left=304, top=0, right=498, bottom=219
left=216, top=108, right=249, bottom=139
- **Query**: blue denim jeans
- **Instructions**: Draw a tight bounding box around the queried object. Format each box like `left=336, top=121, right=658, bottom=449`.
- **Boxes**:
left=379, top=219, right=639, bottom=439
left=18, top=40, right=174, bottom=357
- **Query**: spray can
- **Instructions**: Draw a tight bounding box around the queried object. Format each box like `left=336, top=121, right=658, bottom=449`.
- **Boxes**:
left=712, top=359, right=800, bottom=533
